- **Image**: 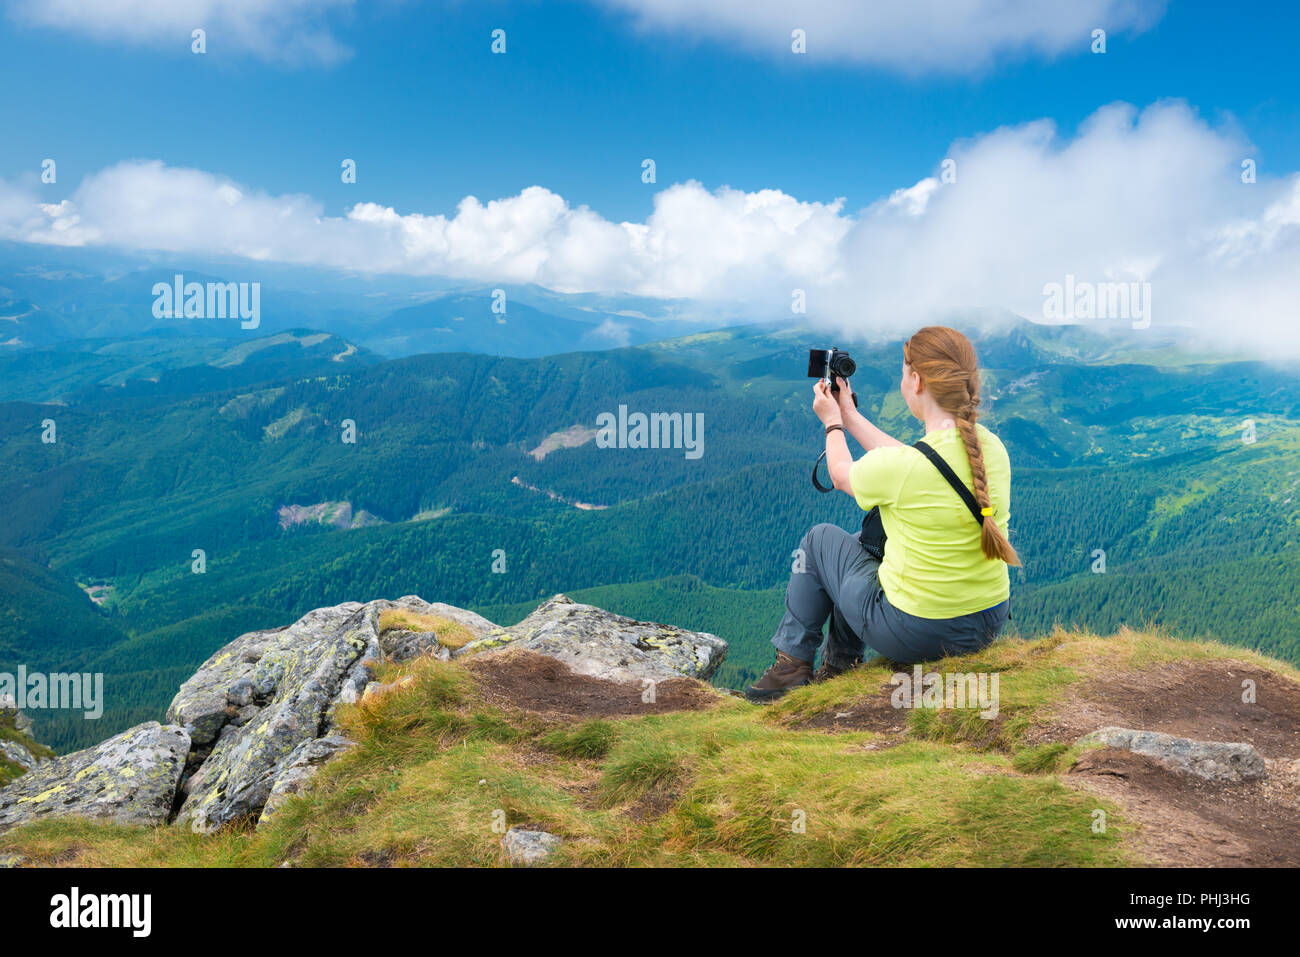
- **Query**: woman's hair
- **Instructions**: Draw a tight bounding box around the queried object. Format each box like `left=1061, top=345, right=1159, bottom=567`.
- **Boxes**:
left=903, top=326, right=1021, bottom=567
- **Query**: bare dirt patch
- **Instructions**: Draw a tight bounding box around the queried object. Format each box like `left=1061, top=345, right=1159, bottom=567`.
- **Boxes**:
left=624, top=784, right=680, bottom=822
left=1026, top=660, right=1300, bottom=758
left=528, top=424, right=597, bottom=461
left=1066, top=749, right=1300, bottom=866
left=1031, top=659, right=1300, bottom=866
left=353, top=847, right=397, bottom=867
left=465, top=649, right=721, bottom=719
left=791, top=682, right=908, bottom=736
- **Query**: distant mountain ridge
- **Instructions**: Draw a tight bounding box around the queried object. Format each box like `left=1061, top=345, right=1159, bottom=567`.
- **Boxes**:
left=0, top=244, right=730, bottom=359
left=0, top=328, right=379, bottom=404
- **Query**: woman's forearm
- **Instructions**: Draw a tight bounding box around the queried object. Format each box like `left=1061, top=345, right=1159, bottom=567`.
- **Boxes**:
left=824, top=427, right=855, bottom=493
left=842, top=408, right=905, bottom=450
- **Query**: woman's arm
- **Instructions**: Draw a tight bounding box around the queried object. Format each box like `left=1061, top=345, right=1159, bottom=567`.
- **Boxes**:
left=832, top=377, right=905, bottom=451
left=824, top=427, right=855, bottom=494
left=812, top=380, right=859, bottom=496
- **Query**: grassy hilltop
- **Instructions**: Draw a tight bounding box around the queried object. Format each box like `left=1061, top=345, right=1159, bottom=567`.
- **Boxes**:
left=4, top=627, right=1297, bottom=868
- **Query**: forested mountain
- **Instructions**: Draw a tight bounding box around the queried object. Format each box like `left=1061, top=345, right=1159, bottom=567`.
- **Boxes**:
left=3, top=318, right=1298, bottom=750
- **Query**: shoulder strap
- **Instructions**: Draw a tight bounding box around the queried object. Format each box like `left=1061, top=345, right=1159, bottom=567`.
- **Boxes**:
left=913, top=440, right=985, bottom=526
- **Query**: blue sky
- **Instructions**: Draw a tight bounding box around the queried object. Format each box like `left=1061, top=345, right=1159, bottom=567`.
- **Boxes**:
left=2, top=0, right=1297, bottom=222
left=0, top=1, right=1297, bottom=353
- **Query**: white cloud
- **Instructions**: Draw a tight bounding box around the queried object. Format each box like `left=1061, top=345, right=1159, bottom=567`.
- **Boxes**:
left=593, top=0, right=1167, bottom=72
left=5, top=0, right=1167, bottom=73
left=6, top=0, right=353, bottom=64
left=2, top=100, right=1299, bottom=353
left=586, top=318, right=633, bottom=347
left=823, top=101, right=1300, bottom=355
left=2, top=162, right=851, bottom=302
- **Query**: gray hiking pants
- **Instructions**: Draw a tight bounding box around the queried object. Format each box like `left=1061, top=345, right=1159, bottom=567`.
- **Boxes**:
left=772, top=523, right=1010, bottom=665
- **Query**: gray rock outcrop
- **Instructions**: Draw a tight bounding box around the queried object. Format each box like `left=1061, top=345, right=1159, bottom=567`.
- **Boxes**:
left=0, top=593, right=727, bottom=837
left=170, top=597, right=419, bottom=832
left=0, top=722, right=189, bottom=833
left=260, top=734, right=355, bottom=824
left=1, top=700, right=41, bottom=769
left=1077, top=726, right=1267, bottom=784
left=0, top=701, right=37, bottom=739
left=459, top=595, right=727, bottom=683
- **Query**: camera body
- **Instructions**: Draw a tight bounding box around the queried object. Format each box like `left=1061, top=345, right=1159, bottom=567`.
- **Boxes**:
left=807, top=347, right=858, bottom=395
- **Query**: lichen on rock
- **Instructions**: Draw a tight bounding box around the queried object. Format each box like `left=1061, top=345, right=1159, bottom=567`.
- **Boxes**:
left=260, top=734, right=355, bottom=823
left=1, top=739, right=42, bottom=773
left=168, top=595, right=499, bottom=832
left=0, top=722, right=189, bottom=833
left=1, top=593, right=728, bottom=838
left=170, top=602, right=379, bottom=832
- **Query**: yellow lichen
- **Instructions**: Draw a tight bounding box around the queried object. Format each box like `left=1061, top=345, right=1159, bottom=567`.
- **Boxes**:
left=17, top=783, right=67, bottom=804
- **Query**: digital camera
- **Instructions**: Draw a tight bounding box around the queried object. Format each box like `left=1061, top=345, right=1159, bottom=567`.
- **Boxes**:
left=807, top=347, right=857, bottom=395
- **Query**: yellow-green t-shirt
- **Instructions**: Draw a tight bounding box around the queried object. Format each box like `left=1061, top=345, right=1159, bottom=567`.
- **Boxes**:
left=848, top=424, right=1011, bottom=619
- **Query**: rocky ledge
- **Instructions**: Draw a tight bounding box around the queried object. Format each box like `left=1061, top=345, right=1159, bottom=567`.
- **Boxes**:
left=0, top=595, right=726, bottom=835
left=0, top=723, right=189, bottom=832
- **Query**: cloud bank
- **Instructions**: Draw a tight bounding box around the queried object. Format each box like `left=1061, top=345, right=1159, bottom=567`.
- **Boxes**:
left=3, top=100, right=1298, bottom=353
left=5, top=0, right=354, bottom=64
left=8, top=164, right=852, bottom=304
left=833, top=101, right=1300, bottom=353
left=594, top=0, right=1168, bottom=72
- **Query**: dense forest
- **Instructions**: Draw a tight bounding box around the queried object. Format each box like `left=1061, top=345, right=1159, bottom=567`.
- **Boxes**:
left=3, top=321, right=1298, bottom=750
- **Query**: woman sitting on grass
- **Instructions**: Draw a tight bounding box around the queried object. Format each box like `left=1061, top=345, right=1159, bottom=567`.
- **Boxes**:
left=746, top=326, right=1020, bottom=702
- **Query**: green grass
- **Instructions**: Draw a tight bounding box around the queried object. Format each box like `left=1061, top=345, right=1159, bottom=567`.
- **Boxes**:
left=539, top=720, right=620, bottom=759
left=1013, top=743, right=1075, bottom=774
left=377, top=609, right=478, bottom=650
left=6, top=625, right=1296, bottom=867
left=15, top=627, right=1288, bottom=867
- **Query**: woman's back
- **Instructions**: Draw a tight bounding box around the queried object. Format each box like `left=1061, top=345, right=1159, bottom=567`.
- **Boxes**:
left=748, top=325, right=1018, bottom=699
left=849, top=423, right=1010, bottom=619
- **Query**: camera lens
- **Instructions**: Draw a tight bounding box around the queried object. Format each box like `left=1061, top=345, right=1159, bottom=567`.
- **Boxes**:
left=835, top=356, right=856, bottom=377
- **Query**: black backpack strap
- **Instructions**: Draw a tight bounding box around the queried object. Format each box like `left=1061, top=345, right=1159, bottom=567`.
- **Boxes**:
left=913, top=440, right=985, bottom=526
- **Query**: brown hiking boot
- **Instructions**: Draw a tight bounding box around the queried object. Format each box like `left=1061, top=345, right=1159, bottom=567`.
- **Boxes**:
left=745, top=651, right=813, bottom=702
left=813, top=656, right=861, bottom=683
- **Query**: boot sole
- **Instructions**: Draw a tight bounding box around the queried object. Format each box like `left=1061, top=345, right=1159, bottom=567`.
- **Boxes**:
left=743, top=684, right=804, bottom=703
left=812, top=661, right=862, bottom=683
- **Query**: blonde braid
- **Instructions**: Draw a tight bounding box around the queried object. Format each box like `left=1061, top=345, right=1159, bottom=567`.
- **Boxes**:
left=906, top=327, right=1021, bottom=567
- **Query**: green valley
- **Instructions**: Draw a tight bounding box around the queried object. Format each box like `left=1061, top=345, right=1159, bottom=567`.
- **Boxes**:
left=3, top=320, right=1298, bottom=751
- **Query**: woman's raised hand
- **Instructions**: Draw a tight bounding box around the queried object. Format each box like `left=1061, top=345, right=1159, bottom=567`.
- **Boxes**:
left=812, top=379, right=842, bottom=426
left=833, top=376, right=858, bottom=416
